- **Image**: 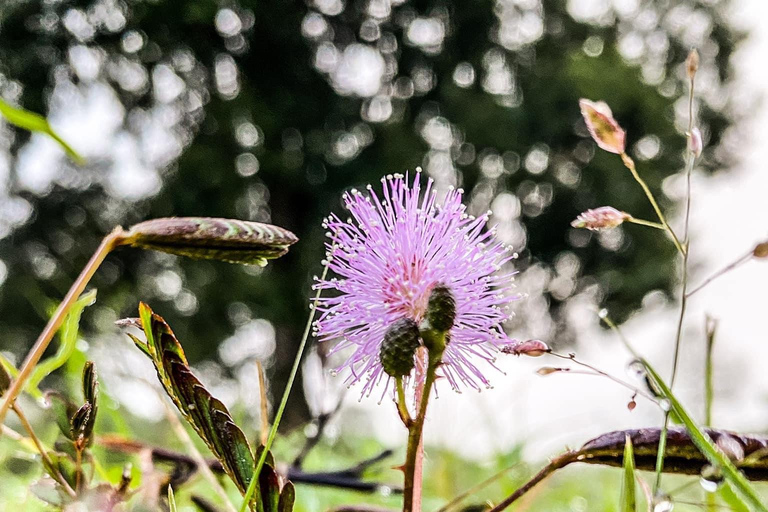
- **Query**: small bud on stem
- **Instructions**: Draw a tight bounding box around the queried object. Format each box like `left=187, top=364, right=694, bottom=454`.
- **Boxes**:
left=579, top=99, right=626, bottom=154
left=380, top=318, right=421, bottom=378
left=502, top=339, right=551, bottom=357
left=686, top=49, right=700, bottom=80
left=571, top=207, right=631, bottom=231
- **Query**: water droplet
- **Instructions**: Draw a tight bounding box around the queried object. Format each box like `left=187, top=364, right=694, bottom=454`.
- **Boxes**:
left=627, top=359, right=647, bottom=379
left=700, top=465, right=723, bottom=493
left=659, top=399, right=671, bottom=412
left=377, top=485, right=393, bottom=497
left=652, top=494, right=674, bottom=512
left=188, top=404, right=196, bottom=410
left=329, top=369, right=339, bottom=377
left=598, top=308, right=608, bottom=319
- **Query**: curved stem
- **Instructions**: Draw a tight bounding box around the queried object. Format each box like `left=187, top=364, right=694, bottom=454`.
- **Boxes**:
left=238, top=263, right=330, bottom=512
left=620, top=153, right=685, bottom=256
left=0, top=227, right=127, bottom=429
left=686, top=251, right=752, bottom=298
left=626, top=217, right=665, bottom=230
left=395, top=377, right=412, bottom=426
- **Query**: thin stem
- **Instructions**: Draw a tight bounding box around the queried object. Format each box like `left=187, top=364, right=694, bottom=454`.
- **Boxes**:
left=160, top=392, right=238, bottom=512
left=654, top=61, right=699, bottom=496
left=395, top=377, right=412, bottom=426
left=705, top=316, right=717, bottom=427
left=686, top=251, right=752, bottom=298
left=256, top=360, right=269, bottom=447
left=626, top=217, right=665, bottom=230
left=238, top=262, right=330, bottom=512
left=12, top=404, right=77, bottom=497
left=620, top=153, right=685, bottom=256
left=548, top=352, right=657, bottom=403
left=403, top=355, right=440, bottom=512
left=0, top=227, right=127, bottom=429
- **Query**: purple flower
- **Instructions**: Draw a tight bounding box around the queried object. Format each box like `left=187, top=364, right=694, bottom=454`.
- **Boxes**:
left=314, top=172, right=518, bottom=397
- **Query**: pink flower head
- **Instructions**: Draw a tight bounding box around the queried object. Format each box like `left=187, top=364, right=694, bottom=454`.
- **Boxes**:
left=571, top=206, right=630, bottom=231
left=579, top=99, right=626, bottom=154
left=314, top=172, right=519, bottom=397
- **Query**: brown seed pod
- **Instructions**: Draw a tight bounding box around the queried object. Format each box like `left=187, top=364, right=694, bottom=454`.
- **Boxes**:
left=124, top=217, right=298, bottom=266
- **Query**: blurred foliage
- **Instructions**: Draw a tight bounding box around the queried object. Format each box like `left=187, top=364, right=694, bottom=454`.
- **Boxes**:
left=0, top=0, right=742, bottom=426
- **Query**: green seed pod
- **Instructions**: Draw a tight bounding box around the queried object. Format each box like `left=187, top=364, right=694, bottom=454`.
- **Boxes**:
left=380, top=318, right=421, bottom=378
left=426, top=284, right=456, bottom=333
left=124, top=217, right=298, bottom=266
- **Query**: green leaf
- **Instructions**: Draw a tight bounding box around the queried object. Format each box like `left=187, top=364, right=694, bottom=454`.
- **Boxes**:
left=644, top=363, right=768, bottom=512
left=278, top=482, right=295, bottom=512
left=620, top=434, right=636, bottom=512
left=27, top=289, right=97, bottom=396
left=0, top=97, right=84, bottom=164
left=45, top=391, right=79, bottom=440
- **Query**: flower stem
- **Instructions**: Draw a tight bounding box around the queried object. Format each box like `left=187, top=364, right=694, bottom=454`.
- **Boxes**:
left=0, top=227, right=127, bottom=431
left=395, top=377, right=412, bottom=426
left=12, top=404, right=76, bottom=497
left=620, top=153, right=685, bottom=256
left=238, top=262, right=329, bottom=512
left=626, top=217, right=665, bottom=230
left=403, top=350, right=441, bottom=512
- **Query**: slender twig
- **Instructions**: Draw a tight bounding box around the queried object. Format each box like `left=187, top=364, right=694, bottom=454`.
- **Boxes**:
left=11, top=404, right=77, bottom=497
left=160, top=393, right=238, bottom=512
left=705, top=316, right=718, bottom=512
left=620, top=153, right=685, bottom=256
left=686, top=251, right=753, bottom=298
left=0, top=227, right=127, bottom=428
left=395, top=377, right=412, bottom=426
left=654, top=57, right=699, bottom=494
left=626, top=217, right=665, bottom=230
left=547, top=352, right=658, bottom=403
left=238, top=262, right=330, bottom=512
left=436, top=464, right=519, bottom=512
left=487, top=452, right=581, bottom=512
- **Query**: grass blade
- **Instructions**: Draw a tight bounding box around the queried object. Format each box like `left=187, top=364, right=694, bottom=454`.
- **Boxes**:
left=644, top=362, right=768, bottom=511
left=621, top=434, right=637, bottom=512
left=0, top=97, right=84, bottom=164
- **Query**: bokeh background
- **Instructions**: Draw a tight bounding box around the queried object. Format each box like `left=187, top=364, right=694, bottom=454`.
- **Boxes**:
left=2, top=0, right=767, bottom=488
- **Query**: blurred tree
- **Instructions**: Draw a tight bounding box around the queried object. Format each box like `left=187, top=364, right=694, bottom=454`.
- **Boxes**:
left=0, top=0, right=741, bottom=425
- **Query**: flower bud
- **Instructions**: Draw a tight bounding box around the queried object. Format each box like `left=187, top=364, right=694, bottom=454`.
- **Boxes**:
left=536, top=366, right=563, bottom=376
left=502, top=339, right=550, bottom=357
left=688, top=127, right=703, bottom=158
left=426, top=284, right=457, bottom=333
left=380, top=318, right=421, bottom=378
left=579, top=99, right=626, bottom=154
left=124, top=217, right=298, bottom=266
left=753, top=242, right=768, bottom=259
left=686, top=49, right=699, bottom=80
left=571, top=206, right=630, bottom=231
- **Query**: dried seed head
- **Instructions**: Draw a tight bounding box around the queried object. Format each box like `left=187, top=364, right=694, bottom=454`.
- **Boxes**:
left=753, top=241, right=768, bottom=259
left=688, top=127, right=703, bottom=158
left=571, top=207, right=630, bottom=231
left=686, top=49, right=700, bottom=80
left=379, top=318, right=421, bottom=378
left=579, top=99, right=626, bottom=154
left=502, top=339, right=550, bottom=357
left=426, top=284, right=457, bottom=333
left=125, top=217, right=298, bottom=266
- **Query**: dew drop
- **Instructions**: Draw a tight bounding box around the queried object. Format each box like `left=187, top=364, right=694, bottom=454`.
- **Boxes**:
left=377, top=485, right=393, bottom=497
left=598, top=308, right=608, bottom=319
left=700, top=464, right=723, bottom=493
left=627, top=359, right=647, bottom=379
left=659, top=399, right=671, bottom=412
left=329, top=369, right=339, bottom=377
left=652, top=495, right=674, bottom=512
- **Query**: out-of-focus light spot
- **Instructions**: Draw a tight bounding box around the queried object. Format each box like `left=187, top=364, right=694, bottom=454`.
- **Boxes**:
left=331, top=44, right=385, bottom=97
left=482, top=49, right=514, bottom=96
left=362, top=95, right=392, bottom=123
left=567, top=0, right=612, bottom=26
left=69, top=45, right=103, bottom=81
left=302, top=12, right=329, bottom=39
left=618, top=31, right=645, bottom=62
left=315, top=0, right=344, bottom=16
left=121, top=30, right=144, bottom=53
left=496, top=3, right=544, bottom=51
left=555, top=160, right=581, bottom=188
left=215, top=53, right=240, bottom=99
left=412, top=65, right=436, bottom=94
left=368, top=0, right=391, bottom=19
left=360, top=19, right=381, bottom=42
left=218, top=319, right=277, bottom=367
left=235, top=122, right=262, bottom=147
left=421, top=116, right=453, bottom=150
left=175, top=289, right=198, bottom=316
left=236, top=153, right=260, bottom=177
left=0, top=260, right=7, bottom=287
left=215, top=8, right=242, bottom=37
left=393, top=76, right=414, bottom=98
left=524, top=144, right=549, bottom=174
left=109, top=56, right=149, bottom=92
left=491, top=192, right=521, bottom=221
left=635, top=134, right=661, bottom=160
left=480, top=151, right=504, bottom=178
left=407, top=17, right=445, bottom=53
left=152, top=64, right=185, bottom=103
left=582, top=35, right=604, bottom=57
left=453, top=62, right=475, bottom=88
left=154, top=269, right=183, bottom=300
left=62, top=9, right=95, bottom=42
